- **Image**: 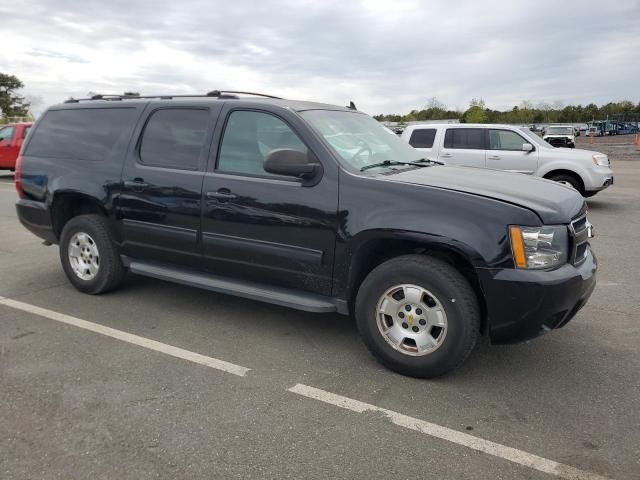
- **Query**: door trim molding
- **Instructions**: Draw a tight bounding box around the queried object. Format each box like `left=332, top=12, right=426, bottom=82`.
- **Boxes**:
left=202, top=231, right=323, bottom=265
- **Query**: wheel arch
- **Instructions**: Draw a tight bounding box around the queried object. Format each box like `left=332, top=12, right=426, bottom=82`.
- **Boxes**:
left=542, top=168, right=585, bottom=194
left=343, top=232, right=489, bottom=334
left=51, top=192, right=110, bottom=240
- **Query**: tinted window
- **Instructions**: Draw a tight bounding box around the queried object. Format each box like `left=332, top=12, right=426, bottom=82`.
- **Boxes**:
left=217, top=110, right=306, bottom=176
left=443, top=128, right=484, bottom=149
left=23, top=126, right=31, bottom=139
left=26, top=109, right=137, bottom=161
left=408, top=128, right=436, bottom=148
left=0, top=126, right=15, bottom=142
left=139, top=109, right=209, bottom=170
left=489, top=129, right=527, bottom=150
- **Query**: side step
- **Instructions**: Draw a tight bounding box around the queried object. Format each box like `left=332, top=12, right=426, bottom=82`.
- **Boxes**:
left=128, top=260, right=344, bottom=314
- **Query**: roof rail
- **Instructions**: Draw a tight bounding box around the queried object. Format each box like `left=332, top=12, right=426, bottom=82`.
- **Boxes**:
left=64, top=90, right=283, bottom=103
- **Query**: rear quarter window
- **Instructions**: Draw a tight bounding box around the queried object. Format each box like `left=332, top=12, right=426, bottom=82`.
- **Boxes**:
left=408, top=128, right=436, bottom=148
left=25, top=108, right=138, bottom=161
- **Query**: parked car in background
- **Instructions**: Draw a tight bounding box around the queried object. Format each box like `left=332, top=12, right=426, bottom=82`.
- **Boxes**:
left=15, top=92, right=597, bottom=378
left=0, top=122, right=32, bottom=171
left=400, top=123, right=613, bottom=197
left=543, top=125, right=576, bottom=148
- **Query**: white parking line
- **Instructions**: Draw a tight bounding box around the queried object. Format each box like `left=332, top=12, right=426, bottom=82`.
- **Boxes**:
left=0, top=296, right=250, bottom=377
left=288, top=384, right=610, bottom=480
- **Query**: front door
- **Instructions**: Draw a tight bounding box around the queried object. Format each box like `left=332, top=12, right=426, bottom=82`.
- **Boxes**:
left=486, top=128, right=538, bottom=174
left=0, top=125, right=16, bottom=167
left=201, top=106, right=339, bottom=296
left=118, top=103, right=220, bottom=268
left=437, top=127, right=486, bottom=167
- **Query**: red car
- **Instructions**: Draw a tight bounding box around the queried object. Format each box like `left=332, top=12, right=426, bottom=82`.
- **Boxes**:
left=0, top=122, right=33, bottom=171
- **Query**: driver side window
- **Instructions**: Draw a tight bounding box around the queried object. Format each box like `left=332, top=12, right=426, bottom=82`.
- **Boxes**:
left=0, top=126, right=15, bottom=142
left=488, top=129, right=527, bottom=151
left=217, top=111, right=307, bottom=176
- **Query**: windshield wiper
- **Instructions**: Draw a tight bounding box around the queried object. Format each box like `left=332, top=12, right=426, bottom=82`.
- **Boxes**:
left=412, top=158, right=445, bottom=166
left=360, top=160, right=426, bottom=172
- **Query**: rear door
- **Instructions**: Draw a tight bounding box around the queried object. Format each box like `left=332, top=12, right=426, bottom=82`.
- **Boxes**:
left=118, top=102, right=221, bottom=268
left=486, top=128, right=538, bottom=174
left=437, top=128, right=486, bottom=167
left=200, top=104, right=339, bottom=296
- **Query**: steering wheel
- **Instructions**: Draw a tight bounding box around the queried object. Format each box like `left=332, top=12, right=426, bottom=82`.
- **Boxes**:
left=350, top=142, right=373, bottom=164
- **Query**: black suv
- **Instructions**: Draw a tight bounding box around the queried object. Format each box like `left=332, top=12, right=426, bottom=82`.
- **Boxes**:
left=15, top=92, right=597, bottom=378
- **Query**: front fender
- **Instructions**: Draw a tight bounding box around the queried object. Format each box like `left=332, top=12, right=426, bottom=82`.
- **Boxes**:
left=536, top=159, right=589, bottom=184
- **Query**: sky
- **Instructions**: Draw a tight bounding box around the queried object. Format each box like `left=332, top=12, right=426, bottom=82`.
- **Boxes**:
left=1, top=0, right=639, bottom=117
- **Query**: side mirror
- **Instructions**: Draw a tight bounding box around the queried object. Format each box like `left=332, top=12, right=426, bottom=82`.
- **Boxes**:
left=522, top=143, right=534, bottom=152
left=264, top=148, right=319, bottom=180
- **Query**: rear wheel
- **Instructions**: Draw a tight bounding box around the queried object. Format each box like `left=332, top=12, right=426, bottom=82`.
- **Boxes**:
left=355, top=255, right=480, bottom=378
left=59, top=214, right=125, bottom=294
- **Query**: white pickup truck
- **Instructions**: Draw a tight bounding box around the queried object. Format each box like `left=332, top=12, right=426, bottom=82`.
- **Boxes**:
left=400, top=123, right=614, bottom=197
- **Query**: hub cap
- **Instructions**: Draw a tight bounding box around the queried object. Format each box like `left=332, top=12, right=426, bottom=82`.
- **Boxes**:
left=68, top=232, right=100, bottom=281
left=376, top=284, right=448, bottom=356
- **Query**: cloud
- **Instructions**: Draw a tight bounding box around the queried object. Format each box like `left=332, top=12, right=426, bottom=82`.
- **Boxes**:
left=2, top=0, right=639, bottom=116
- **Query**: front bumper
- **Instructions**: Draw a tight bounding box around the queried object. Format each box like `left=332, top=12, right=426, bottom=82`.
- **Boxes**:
left=477, top=246, right=597, bottom=344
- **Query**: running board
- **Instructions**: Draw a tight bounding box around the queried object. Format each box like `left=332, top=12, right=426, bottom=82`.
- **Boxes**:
left=128, top=260, right=344, bottom=314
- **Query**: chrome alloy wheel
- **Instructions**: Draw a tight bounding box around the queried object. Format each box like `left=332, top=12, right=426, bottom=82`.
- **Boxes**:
left=376, top=284, right=448, bottom=356
left=68, top=232, right=100, bottom=281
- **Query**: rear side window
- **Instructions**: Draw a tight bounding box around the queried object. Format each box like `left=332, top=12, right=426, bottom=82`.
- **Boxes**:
left=23, top=126, right=31, bottom=139
left=443, top=128, right=484, bottom=149
left=139, top=108, right=209, bottom=170
left=26, top=108, right=137, bottom=161
left=408, top=128, right=436, bottom=148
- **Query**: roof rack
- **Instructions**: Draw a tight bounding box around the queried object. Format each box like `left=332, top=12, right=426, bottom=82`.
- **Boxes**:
left=64, top=90, right=283, bottom=103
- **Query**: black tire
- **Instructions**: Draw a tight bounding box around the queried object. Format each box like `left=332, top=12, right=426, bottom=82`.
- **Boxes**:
left=584, top=191, right=598, bottom=198
left=59, top=214, right=125, bottom=294
left=355, top=255, right=480, bottom=378
left=547, top=173, right=584, bottom=196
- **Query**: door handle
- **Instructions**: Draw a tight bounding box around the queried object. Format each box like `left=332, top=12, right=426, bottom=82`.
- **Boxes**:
left=123, top=178, right=149, bottom=190
left=487, top=156, right=501, bottom=160
left=439, top=153, right=452, bottom=158
left=207, top=189, right=237, bottom=200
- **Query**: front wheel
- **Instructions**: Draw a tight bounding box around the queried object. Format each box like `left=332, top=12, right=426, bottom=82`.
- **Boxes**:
left=547, top=173, right=584, bottom=195
left=355, top=255, right=480, bottom=378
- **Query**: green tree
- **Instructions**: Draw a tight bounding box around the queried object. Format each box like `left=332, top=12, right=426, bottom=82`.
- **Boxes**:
left=0, top=73, right=30, bottom=118
left=462, top=98, right=488, bottom=123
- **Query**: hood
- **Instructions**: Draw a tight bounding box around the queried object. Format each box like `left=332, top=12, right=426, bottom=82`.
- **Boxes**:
left=385, top=165, right=584, bottom=224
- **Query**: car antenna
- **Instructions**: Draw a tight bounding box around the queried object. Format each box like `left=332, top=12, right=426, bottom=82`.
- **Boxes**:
left=348, top=101, right=357, bottom=110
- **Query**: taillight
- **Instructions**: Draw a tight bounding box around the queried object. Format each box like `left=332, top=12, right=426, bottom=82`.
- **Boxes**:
left=15, top=155, right=24, bottom=198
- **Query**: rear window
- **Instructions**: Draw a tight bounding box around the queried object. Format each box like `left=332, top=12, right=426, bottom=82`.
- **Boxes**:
left=443, top=128, right=484, bottom=150
left=408, top=128, right=436, bottom=148
left=26, top=108, right=137, bottom=161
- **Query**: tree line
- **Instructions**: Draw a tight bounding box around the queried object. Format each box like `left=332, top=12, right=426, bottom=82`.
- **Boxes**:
left=373, top=97, right=640, bottom=124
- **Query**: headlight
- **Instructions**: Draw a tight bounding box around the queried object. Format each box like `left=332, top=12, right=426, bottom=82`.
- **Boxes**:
left=509, top=225, right=569, bottom=269
left=592, top=154, right=609, bottom=166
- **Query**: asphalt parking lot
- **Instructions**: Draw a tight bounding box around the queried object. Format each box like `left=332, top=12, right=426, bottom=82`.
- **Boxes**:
left=1, top=137, right=639, bottom=480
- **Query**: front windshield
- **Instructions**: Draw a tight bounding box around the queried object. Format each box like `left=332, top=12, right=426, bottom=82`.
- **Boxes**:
left=546, top=127, right=573, bottom=135
left=300, top=110, right=423, bottom=171
left=519, top=128, right=552, bottom=148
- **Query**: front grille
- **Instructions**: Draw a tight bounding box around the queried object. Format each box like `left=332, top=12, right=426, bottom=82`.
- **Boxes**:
left=569, top=213, right=590, bottom=266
